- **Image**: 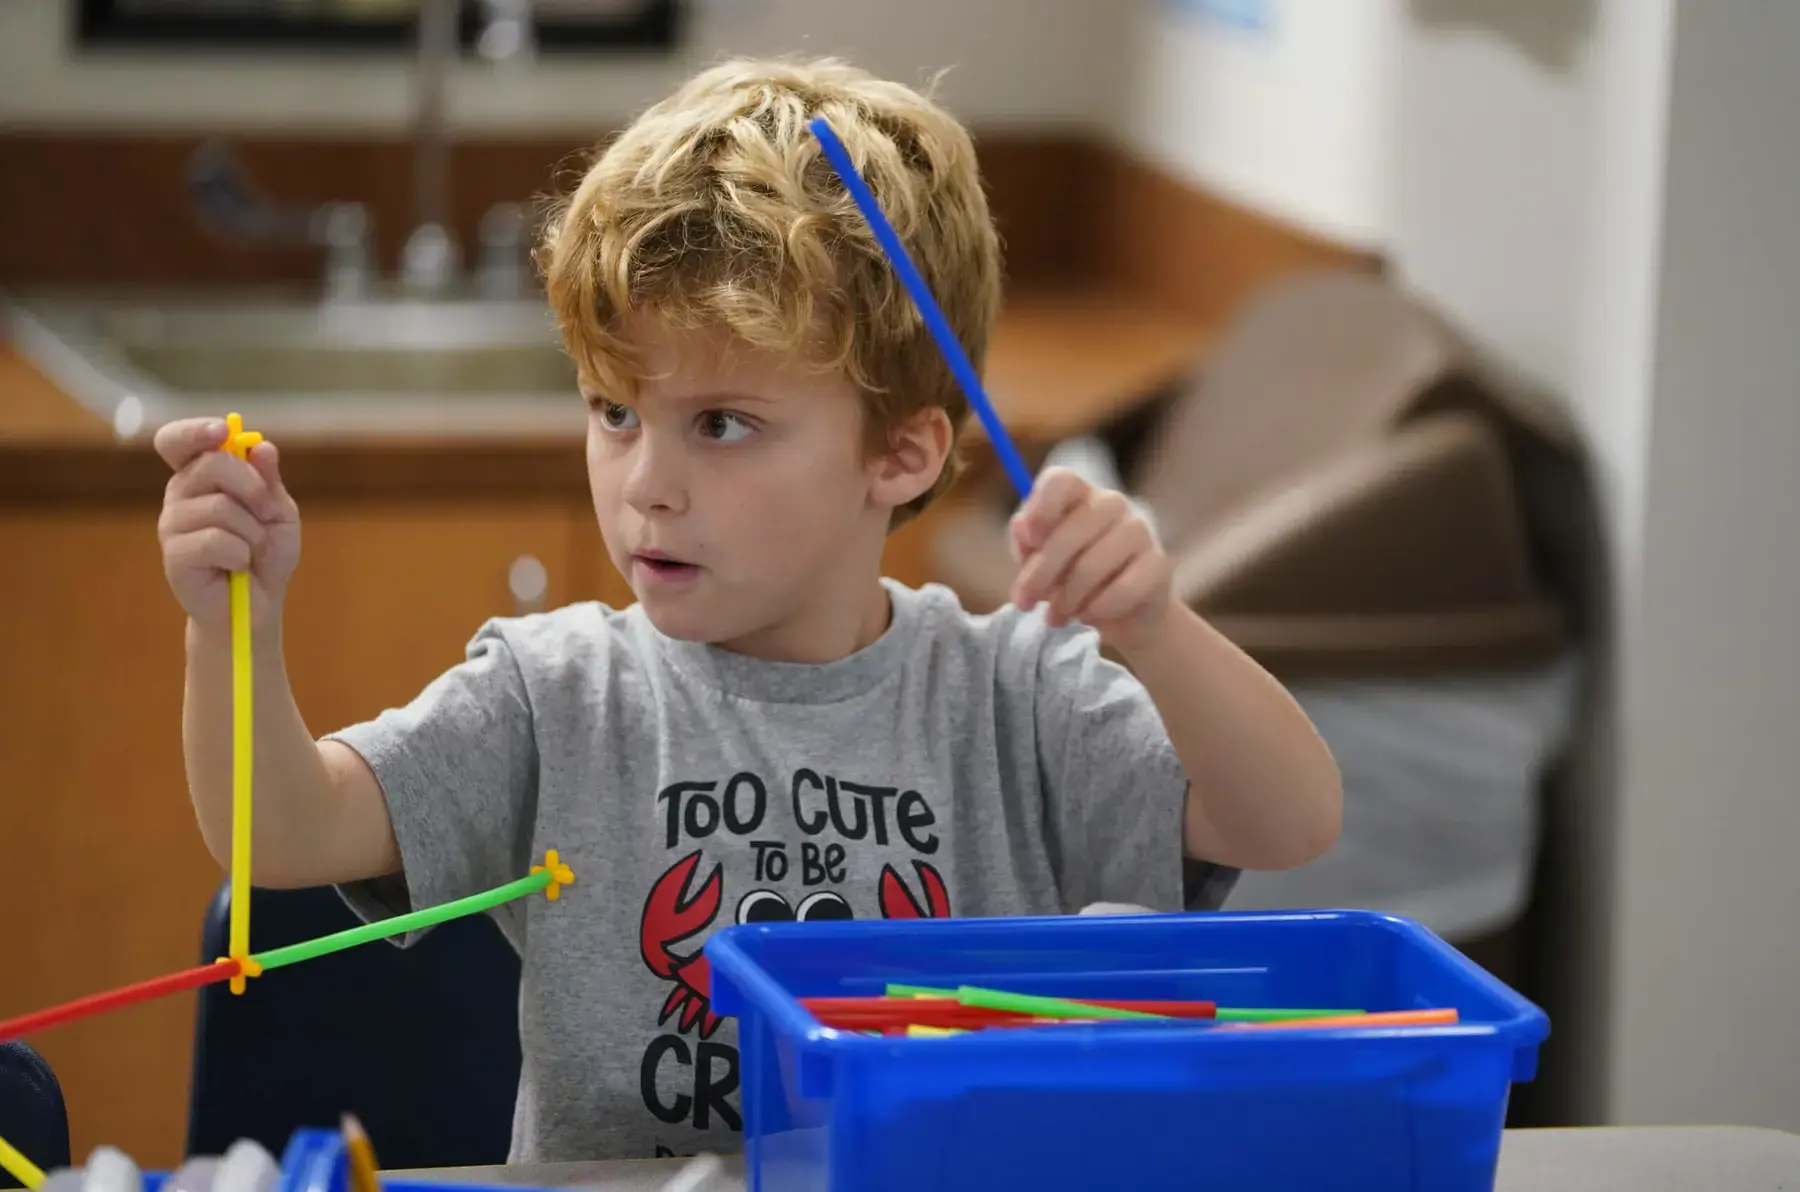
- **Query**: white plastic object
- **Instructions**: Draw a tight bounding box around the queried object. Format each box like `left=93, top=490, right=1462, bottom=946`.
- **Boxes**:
left=80, top=1147, right=140, bottom=1192
left=38, top=1169, right=86, bottom=1192
left=160, top=1157, right=221, bottom=1192
left=1079, top=902, right=1159, bottom=916
left=659, top=1153, right=725, bottom=1192
left=209, top=1140, right=280, bottom=1192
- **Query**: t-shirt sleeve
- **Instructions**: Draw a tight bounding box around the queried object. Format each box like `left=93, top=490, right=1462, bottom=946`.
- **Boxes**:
left=1035, top=625, right=1238, bottom=913
left=324, top=619, right=539, bottom=945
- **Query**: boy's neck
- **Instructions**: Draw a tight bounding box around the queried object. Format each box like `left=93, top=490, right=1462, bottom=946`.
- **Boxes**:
left=711, top=577, right=893, bottom=664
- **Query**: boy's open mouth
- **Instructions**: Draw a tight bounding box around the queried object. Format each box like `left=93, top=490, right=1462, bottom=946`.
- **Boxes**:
left=633, top=552, right=700, bottom=581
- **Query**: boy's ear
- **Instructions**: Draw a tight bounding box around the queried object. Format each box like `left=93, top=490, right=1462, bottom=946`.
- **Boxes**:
left=868, top=406, right=953, bottom=511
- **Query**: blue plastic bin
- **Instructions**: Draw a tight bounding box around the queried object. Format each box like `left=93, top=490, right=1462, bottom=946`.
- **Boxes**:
left=707, top=909, right=1549, bottom=1192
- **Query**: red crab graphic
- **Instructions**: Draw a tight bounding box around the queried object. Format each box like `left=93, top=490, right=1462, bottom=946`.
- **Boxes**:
left=641, top=852, right=954, bottom=1039
left=879, top=860, right=951, bottom=918
left=641, top=850, right=725, bottom=1039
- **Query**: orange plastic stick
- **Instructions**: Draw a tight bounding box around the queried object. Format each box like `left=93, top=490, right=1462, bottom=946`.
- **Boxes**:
left=0, top=959, right=242, bottom=1044
left=1228, top=1008, right=1460, bottom=1031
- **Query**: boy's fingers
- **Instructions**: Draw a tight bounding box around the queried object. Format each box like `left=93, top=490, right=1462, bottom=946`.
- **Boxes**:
left=247, top=440, right=299, bottom=522
left=1012, top=467, right=1090, bottom=550
left=160, top=493, right=268, bottom=552
left=1052, top=523, right=1142, bottom=623
left=165, top=527, right=253, bottom=577
left=167, top=449, right=276, bottom=516
left=153, top=417, right=229, bottom=471
left=1013, top=489, right=1128, bottom=607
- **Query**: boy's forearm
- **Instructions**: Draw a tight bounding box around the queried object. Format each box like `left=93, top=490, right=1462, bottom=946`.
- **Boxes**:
left=1117, top=604, right=1341, bottom=871
left=184, top=619, right=340, bottom=887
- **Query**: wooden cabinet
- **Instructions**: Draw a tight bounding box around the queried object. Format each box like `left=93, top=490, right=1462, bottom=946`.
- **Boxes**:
left=0, top=507, right=213, bottom=1168
left=0, top=496, right=623, bottom=1166
left=282, top=501, right=605, bottom=734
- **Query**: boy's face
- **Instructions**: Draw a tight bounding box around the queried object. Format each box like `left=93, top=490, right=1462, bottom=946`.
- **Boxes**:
left=584, top=314, right=945, bottom=660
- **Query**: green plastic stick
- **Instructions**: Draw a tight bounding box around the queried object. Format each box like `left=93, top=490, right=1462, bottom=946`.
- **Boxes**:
left=956, top=985, right=1167, bottom=1021
left=1215, top=1007, right=1364, bottom=1022
left=251, top=870, right=551, bottom=972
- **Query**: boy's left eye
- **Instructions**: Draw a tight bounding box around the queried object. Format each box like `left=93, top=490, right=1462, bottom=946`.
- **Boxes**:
left=698, top=411, right=755, bottom=444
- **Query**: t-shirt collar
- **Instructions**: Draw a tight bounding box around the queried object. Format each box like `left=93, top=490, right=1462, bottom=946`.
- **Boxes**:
left=650, top=577, right=918, bottom=704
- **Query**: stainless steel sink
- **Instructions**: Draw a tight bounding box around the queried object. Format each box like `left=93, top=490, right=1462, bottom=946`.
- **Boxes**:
left=116, top=339, right=577, bottom=397
left=2, top=289, right=588, bottom=438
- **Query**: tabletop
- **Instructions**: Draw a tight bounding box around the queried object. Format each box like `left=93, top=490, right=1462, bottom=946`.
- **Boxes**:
left=403, top=1125, right=1800, bottom=1191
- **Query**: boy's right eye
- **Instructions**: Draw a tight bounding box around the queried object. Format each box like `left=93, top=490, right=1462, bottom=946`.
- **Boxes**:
left=596, top=401, right=639, bottom=431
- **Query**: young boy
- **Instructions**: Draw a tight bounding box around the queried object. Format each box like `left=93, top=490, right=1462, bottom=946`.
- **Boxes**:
left=153, top=57, right=1340, bottom=1162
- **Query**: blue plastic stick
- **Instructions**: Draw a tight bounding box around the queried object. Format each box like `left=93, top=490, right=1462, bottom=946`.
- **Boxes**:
left=809, top=115, right=1036, bottom=501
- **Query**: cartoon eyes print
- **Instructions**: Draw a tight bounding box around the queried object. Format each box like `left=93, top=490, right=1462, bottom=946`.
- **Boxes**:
left=735, top=890, right=853, bottom=924
left=797, top=891, right=854, bottom=921
left=736, top=890, right=790, bottom=923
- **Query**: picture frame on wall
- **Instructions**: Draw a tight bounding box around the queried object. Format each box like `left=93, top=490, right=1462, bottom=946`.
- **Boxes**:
left=74, top=0, right=681, bottom=53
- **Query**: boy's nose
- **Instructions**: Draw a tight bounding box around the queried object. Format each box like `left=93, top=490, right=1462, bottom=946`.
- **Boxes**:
left=621, top=437, right=689, bottom=515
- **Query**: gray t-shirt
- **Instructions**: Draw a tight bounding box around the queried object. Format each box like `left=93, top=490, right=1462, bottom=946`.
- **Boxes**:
left=328, top=578, right=1235, bottom=1163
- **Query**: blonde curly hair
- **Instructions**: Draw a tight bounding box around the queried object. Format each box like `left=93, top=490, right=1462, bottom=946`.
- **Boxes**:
left=537, top=56, right=1004, bottom=524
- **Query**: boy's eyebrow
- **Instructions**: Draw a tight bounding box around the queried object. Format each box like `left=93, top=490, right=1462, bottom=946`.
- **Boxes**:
left=579, top=388, right=785, bottom=408
left=658, top=390, right=783, bottom=408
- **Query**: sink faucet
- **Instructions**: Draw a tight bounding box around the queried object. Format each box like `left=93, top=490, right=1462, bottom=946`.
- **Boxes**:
left=400, top=0, right=460, bottom=297
left=189, top=0, right=538, bottom=303
left=403, top=0, right=538, bottom=297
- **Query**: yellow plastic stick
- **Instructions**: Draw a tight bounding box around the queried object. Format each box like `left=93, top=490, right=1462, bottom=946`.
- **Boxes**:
left=0, top=1131, right=46, bottom=1189
left=341, top=1113, right=381, bottom=1192
left=221, top=413, right=263, bottom=995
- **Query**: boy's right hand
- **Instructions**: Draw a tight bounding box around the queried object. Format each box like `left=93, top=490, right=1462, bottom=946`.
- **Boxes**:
left=156, top=416, right=301, bottom=632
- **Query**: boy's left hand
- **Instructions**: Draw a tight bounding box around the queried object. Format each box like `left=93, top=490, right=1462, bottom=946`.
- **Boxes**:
left=1009, top=466, right=1174, bottom=652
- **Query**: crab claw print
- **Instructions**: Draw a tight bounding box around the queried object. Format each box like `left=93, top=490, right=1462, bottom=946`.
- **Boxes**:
left=640, top=850, right=726, bottom=1039
left=879, top=860, right=952, bottom=918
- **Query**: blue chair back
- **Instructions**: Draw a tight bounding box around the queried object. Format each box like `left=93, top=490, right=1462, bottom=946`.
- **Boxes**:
left=186, top=882, right=521, bottom=1167
left=0, top=1041, right=70, bottom=1186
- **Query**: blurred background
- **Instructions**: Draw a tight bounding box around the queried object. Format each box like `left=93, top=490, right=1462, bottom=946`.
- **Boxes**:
left=2, top=0, right=1797, bottom=1170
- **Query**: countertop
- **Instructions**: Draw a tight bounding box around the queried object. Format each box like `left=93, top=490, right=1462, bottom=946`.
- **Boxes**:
left=0, top=285, right=1209, bottom=453
left=404, top=1126, right=1800, bottom=1191
left=0, top=286, right=1207, bottom=506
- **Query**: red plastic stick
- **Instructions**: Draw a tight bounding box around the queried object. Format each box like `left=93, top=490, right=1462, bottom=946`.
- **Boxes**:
left=0, top=959, right=242, bottom=1044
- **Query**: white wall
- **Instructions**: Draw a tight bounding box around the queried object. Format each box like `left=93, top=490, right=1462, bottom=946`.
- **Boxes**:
left=1396, top=0, right=1800, bottom=1132
left=1391, top=1, right=1638, bottom=1127
left=1606, top=0, right=1800, bottom=1129
left=1568, top=0, right=1669, bottom=585
left=0, top=0, right=1122, bottom=132
left=1109, top=0, right=1396, bottom=249
left=1391, top=3, right=1600, bottom=400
